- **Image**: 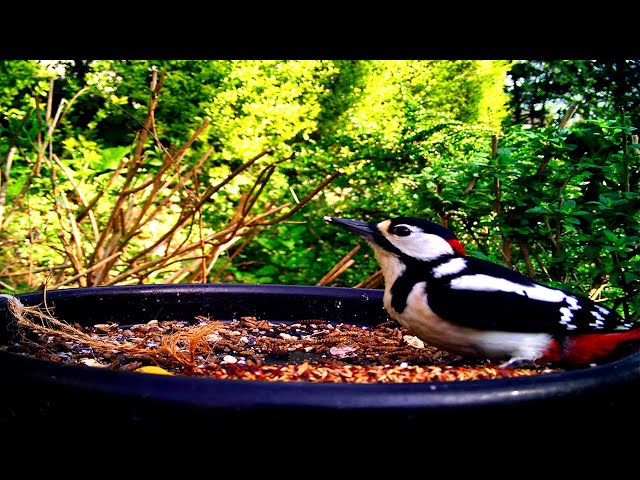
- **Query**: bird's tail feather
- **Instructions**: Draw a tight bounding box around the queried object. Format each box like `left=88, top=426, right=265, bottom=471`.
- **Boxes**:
left=562, top=327, right=640, bottom=366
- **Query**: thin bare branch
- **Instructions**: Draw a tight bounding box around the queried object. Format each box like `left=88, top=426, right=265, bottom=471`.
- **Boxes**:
left=319, top=259, right=355, bottom=286
left=516, top=236, right=536, bottom=279
left=162, top=257, right=206, bottom=285
left=104, top=252, right=211, bottom=287
left=0, top=150, right=40, bottom=231
left=57, top=189, right=85, bottom=273
left=127, top=147, right=273, bottom=264
left=354, top=269, right=384, bottom=289
left=491, top=134, right=501, bottom=217
left=255, top=171, right=340, bottom=227
left=558, top=104, right=578, bottom=129
left=51, top=154, right=100, bottom=240
left=50, top=252, right=123, bottom=289
left=76, top=152, right=129, bottom=223
left=89, top=72, right=165, bottom=268
left=317, top=245, right=360, bottom=286
left=122, top=146, right=214, bottom=245
left=209, top=229, right=259, bottom=283
left=45, top=78, right=54, bottom=123
left=177, top=234, right=244, bottom=284
left=111, top=204, right=289, bottom=285
left=0, top=263, right=72, bottom=278
left=131, top=69, right=164, bottom=167
left=464, top=176, right=478, bottom=194
left=0, top=146, right=15, bottom=227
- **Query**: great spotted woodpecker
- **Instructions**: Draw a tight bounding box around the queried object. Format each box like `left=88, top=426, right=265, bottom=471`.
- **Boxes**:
left=324, top=215, right=640, bottom=368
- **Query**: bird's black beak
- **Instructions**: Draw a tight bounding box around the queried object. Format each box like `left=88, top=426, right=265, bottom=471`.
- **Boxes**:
left=323, top=216, right=377, bottom=241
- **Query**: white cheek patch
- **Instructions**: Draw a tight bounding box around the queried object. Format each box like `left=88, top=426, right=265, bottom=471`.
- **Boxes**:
left=450, top=274, right=583, bottom=327
left=388, top=232, right=454, bottom=261
left=432, top=258, right=467, bottom=278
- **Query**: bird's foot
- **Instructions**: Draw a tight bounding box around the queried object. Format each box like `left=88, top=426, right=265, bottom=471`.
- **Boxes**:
left=498, top=357, right=539, bottom=369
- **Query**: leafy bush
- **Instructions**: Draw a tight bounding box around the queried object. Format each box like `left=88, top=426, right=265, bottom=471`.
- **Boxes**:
left=380, top=117, right=640, bottom=320
left=3, top=60, right=636, bottom=323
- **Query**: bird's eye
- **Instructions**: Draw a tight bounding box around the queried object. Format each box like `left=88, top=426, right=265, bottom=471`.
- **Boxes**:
left=391, top=225, right=412, bottom=237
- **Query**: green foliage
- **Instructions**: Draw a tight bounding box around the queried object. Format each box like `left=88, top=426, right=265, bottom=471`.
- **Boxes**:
left=507, top=60, right=640, bottom=127
left=405, top=117, right=640, bottom=319
left=3, top=59, right=637, bottom=321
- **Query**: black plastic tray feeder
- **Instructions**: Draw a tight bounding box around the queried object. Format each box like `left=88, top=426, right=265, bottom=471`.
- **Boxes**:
left=1, top=284, right=639, bottom=434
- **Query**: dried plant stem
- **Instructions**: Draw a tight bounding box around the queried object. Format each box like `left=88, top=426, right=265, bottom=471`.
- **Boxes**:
left=51, top=154, right=100, bottom=241
left=49, top=182, right=84, bottom=281
left=1, top=68, right=336, bottom=290
left=50, top=252, right=123, bottom=289
left=162, top=322, right=225, bottom=366
left=127, top=147, right=273, bottom=265
left=88, top=70, right=166, bottom=279
left=355, top=270, right=384, bottom=289
left=491, top=134, right=501, bottom=216
left=517, top=236, right=536, bottom=279
left=317, top=245, right=360, bottom=286
left=76, top=154, right=128, bottom=224
left=11, top=303, right=159, bottom=359
left=254, top=171, right=340, bottom=227
left=0, top=263, right=72, bottom=278
left=0, top=107, right=33, bottom=229
left=165, top=235, right=243, bottom=285
left=0, top=109, right=33, bottom=231
left=209, top=229, right=259, bottom=283
left=0, top=149, right=40, bottom=231
left=120, top=146, right=214, bottom=250
left=0, top=146, right=15, bottom=228
left=558, top=104, right=578, bottom=129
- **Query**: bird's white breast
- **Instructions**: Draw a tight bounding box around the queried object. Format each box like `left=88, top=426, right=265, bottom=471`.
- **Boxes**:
left=384, top=280, right=553, bottom=361
left=372, top=246, right=553, bottom=361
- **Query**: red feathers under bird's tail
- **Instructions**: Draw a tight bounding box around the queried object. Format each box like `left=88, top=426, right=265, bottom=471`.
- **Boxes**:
left=553, top=327, right=640, bottom=366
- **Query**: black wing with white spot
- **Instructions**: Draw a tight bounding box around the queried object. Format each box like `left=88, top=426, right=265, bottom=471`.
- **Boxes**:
left=426, top=257, right=631, bottom=334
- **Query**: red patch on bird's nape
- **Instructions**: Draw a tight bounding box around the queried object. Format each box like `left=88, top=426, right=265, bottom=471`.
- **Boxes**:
left=447, top=239, right=466, bottom=256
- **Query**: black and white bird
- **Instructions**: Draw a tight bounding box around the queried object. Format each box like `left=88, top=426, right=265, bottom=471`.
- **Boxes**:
left=324, top=215, right=640, bottom=368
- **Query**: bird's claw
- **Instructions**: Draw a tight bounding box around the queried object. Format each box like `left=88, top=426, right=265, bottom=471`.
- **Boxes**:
left=499, top=357, right=539, bottom=369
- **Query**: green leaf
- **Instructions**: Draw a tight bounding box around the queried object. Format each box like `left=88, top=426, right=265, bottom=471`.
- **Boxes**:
left=525, top=206, right=549, bottom=214
left=254, top=265, right=278, bottom=276
left=92, top=146, right=129, bottom=170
